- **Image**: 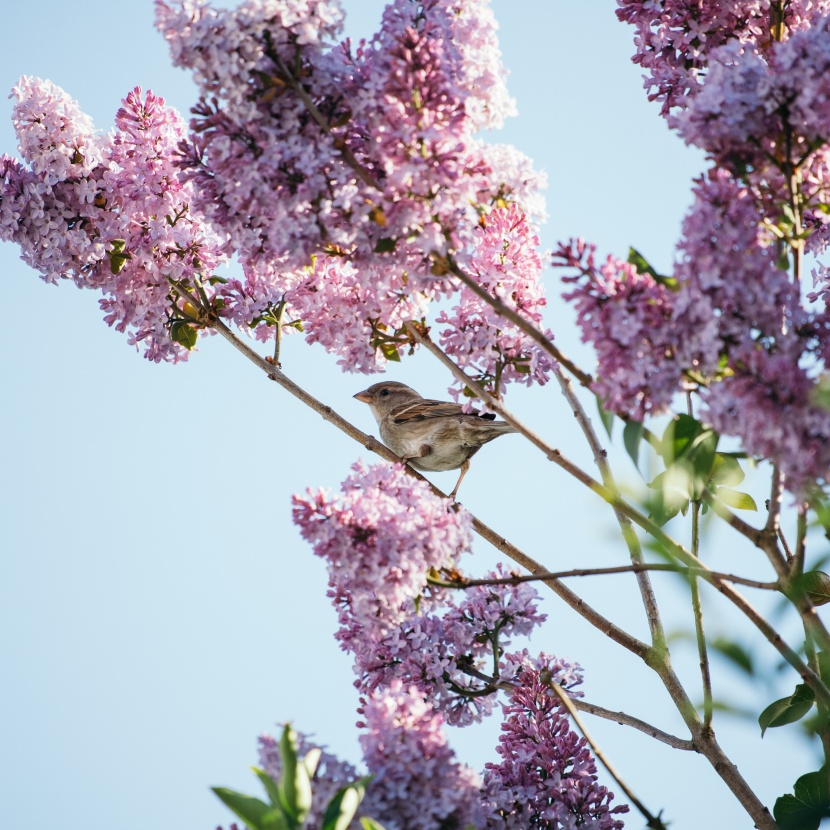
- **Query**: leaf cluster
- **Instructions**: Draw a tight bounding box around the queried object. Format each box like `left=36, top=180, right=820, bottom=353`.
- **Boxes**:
left=213, top=725, right=384, bottom=830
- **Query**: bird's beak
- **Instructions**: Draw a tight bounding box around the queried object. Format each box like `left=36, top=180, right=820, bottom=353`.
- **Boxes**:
left=353, top=390, right=373, bottom=403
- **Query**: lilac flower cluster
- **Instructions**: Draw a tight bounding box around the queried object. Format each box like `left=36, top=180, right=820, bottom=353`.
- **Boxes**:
left=483, top=658, right=627, bottom=829
left=290, top=462, right=624, bottom=828
left=438, top=205, right=556, bottom=401
left=292, top=462, right=547, bottom=723
left=561, top=6, right=830, bottom=491
left=357, top=680, right=484, bottom=830
left=559, top=170, right=830, bottom=488
left=556, top=239, right=678, bottom=420
left=1, top=79, right=226, bottom=362
left=675, top=17, right=830, bottom=164
left=154, top=0, right=547, bottom=371
left=616, top=0, right=830, bottom=115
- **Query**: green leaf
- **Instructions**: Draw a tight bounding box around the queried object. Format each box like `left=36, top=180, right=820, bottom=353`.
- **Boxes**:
left=596, top=396, right=614, bottom=439
left=795, top=571, right=830, bottom=607
left=278, top=725, right=312, bottom=824
left=623, top=420, right=645, bottom=469
left=708, top=453, right=745, bottom=487
left=710, top=637, right=754, bottom=675
left=774, top=768, right=830, bottom=830
left=817, top=652, right=830, bottom=685
left=373, top=237, right=396, bottom=254
left=759, top=684, right=815, bottom=735
left=377, top=341, right=401, bottom=362
left=322, top=776, right=372, bottom=830
left=253, top=767, right=282, bottom=807
left=647, top=461, right=694, bottom=524
left=627, top=247, right=677, bottom=289
left=360, top=819, right=388, bottom=830
left=169, top=320, right=199, bottom=350
left=212, top=787, right=275, bottom=830
left=661, top=414, right=715, bottom=466
left=715, top=488, right=758, bottom=511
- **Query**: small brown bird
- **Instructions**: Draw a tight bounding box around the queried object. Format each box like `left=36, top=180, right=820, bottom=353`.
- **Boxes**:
left=353, top=381, right=516, bottom=498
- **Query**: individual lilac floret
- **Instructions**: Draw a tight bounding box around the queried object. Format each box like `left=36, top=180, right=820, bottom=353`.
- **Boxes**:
left=358, top=679, right=484, bottom=830
left=483, top=657, right=627, bottom=829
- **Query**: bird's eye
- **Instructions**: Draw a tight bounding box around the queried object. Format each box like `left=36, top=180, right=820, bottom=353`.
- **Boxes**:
left=380, top=389, right=389, bottom=397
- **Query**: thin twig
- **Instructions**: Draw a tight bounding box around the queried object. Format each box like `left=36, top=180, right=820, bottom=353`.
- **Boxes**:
left=429, top=562, right=778, bottom=591
left=546, top=679, right=669, bottom=830
left=794, top=508, right=808, bottom=577
left=570, top=698, right=696, bottom=751
left=687, top=391, right=713, bottom=730
left=691, top=501, right=714, bottom=729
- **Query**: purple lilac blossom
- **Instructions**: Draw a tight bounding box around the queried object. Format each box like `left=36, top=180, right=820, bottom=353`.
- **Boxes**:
left=357, top=679, right=484, bottom=830
left=483, top=659, right=627, bottom=830
left=438, top=204, right=556, bottom=402
left=556, top=239, right=678, bottom=420
left=1, top=79, right=227, bottom=362
left=155, top=0, right=547, bottom=373
left=293, top=463, right=548, bottom=725
left=615, top=0, right=830, bottom=116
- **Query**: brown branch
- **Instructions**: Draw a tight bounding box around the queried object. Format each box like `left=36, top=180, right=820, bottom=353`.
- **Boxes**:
left=570, top=698, right=695, bottom=752
left=556, top=366, right=667, bottom=652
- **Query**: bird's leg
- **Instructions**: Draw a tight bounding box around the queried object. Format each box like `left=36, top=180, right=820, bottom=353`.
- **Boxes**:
left=449, top=459, right=470, bottom=500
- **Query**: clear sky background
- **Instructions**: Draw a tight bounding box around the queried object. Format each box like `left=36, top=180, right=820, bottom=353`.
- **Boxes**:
left=0, top=2, right=822, bottom=829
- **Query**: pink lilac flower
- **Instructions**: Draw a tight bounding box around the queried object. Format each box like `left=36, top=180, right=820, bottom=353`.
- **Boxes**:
left=675, top=18, right=830, bottom=167
left=673, top=168, right=801, bottom=355
left=616, top=0, right=830, bottom=116
left=702, top=341, right=830, bottom=490
left=357, top=679, right=484, bottom=830
left=359, top=564, right=548, bottom=726
left=155, top=0, right=546, bottom=371
left=438, top=205, right=555, bottom=401
left=292, top=461, right=473, bottom=641
left=483, top=658, right=627, bottom=830
left=556, top=238, right=678, bottom=419
left=1, top=78, right=227, bottom=362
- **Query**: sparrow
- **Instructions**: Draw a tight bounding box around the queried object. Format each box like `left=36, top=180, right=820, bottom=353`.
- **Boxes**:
left=353, top=381, right=516, bottom=498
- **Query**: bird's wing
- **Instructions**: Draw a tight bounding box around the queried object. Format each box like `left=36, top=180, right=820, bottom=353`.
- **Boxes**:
left=390, top=399, right=496, bottom=422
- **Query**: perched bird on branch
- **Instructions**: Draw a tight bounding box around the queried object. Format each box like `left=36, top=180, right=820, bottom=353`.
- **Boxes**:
left=353, top=381, right=516, bottom=498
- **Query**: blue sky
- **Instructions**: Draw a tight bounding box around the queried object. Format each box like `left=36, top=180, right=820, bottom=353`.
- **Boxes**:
left=0, top=2, right=818, bottom=829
